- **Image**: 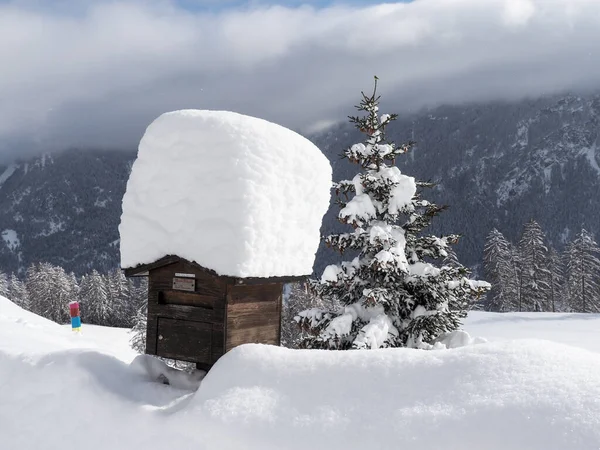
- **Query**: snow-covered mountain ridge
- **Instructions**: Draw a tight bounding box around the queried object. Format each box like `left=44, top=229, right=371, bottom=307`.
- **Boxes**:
left=1, top=92, right=600, bottom=275
left=0, top=150, right=133, bottom=275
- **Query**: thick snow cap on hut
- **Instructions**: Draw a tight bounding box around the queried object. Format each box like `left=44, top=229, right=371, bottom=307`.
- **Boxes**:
left=119, top=110, right=332, bottom=278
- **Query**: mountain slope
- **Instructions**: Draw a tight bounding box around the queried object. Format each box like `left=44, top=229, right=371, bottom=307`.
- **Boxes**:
left=311, top=93, right=600, bottom=274
left=1, top=93, right=600, bottom=276
left=0, top=149, right=134, bottom=275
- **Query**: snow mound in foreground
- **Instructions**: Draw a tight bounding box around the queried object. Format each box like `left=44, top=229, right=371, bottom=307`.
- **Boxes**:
left=3, top=297, right=600, bottom=450
left=196, top=343, right=600, bottom=449
left=119, top=109, right=332, bottom=278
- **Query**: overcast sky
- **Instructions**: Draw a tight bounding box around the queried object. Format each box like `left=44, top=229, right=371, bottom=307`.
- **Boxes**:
left=1, top=0, right=600, bottom=162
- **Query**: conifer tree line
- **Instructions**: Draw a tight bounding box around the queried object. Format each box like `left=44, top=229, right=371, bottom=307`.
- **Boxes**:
left=484, top=220, right=600, bottom=313
left=0, top=263, right=147, bottom=327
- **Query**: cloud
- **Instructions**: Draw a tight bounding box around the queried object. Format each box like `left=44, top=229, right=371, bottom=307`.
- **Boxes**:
left=1, top=0, right=600, bottom=161
left=502, top=0, right=536, bottom=26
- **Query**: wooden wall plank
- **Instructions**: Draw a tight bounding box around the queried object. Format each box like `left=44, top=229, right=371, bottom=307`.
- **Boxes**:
left=228, top=301, right=279, bottom=316
left=229, top=314, right=281, bottom=330
left=228, top=283, right=282, bottom=304
left=145, top=315, right=158, bottom=355
left=227, top=302, right=280, bottom=329
left=156, top=318, right=212, bottom=363
left=207, top=317, right=226, bottom=365
left=159, top=290, right=218, bottom=309
left=226, top=324, right=280, bottom=351
left=153, top=303, right=217, bottom=323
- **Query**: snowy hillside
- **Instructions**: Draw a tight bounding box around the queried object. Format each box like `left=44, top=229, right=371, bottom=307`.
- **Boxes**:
left=2, top=295, right=600, bottom=449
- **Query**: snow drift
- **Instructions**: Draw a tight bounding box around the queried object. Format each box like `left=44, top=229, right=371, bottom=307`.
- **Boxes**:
left=198, top=342, right=600, bottom=449
left=2, top=296, right=600, bottom=450
left=119, top=110, right=332, bottom=278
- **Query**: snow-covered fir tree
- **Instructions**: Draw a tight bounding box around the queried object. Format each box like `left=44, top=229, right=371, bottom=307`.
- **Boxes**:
left=483, top=222, right=568, bottom=313
left=130, top=277, right=148, bottom=317
left=282, top=282, right=338, bottom=348
left=25, top=262, right=71, bottom=323
left=79, top=270, right=110, bottom=324
left=547, top=247, right=564, bottom=312
left=106, top=268, right=132, bottom=327
left=68, top=272, right=80, bottom=304
left=8, top=273, right=28, bottom=309
left=518, top=220, right=551, bottom=312
left=25, top=263, right=50, bottom=317
left=442, top=247, right=462, bottom=269
left=130, top=298, right=148, bottom=353
left=129, top=277, right=148, bottom=353
left=50, top=265, right=78, bottom=323
left=513, top=243, right=525, bottom=312
left=3, top=261, right=149, bottom=326
left=296, top=78, right=489, bottom=350
left=483, top=229, right=519, bottom=312
left=0, top=271, right=8, bottom=298
left=565, top=229, right=600, bottom=313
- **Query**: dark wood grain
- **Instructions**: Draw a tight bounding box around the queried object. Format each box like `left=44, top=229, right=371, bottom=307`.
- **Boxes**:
left=227, top=283, right=282, bottom=304
left=156, top=318, right=212, bottom=363
left=151, top=303, right=217, bottom=323
left=227, top=302, right=280, bottom=329
left=159, top=290, right=218, bottom=309
left=226, top=324, right=280, bottom=351
left=124, top=255, right=307, bottom=284
left=152, top=261, right=227, bottom=298
left=124, top=255, right=180, bottom=277
left=234, top=275, right=307, bottom=285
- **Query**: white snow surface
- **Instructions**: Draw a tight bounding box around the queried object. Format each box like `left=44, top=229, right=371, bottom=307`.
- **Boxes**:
left=341, top=167, right=416, bottom=224
left=2, top=229, right=20, bottom=251
left=119, top=110, right=332, bottom=278
left=3, top=297, right=600, bottom=449
left=463, top=310, right=600, bottom=353
left=0, top=163, right=17, bottom=187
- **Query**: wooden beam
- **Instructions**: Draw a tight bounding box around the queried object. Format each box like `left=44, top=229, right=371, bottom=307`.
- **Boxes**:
left=123, top=255, right=181, bottom=277
left=123, top=254, right=309, bottom=284
left=149, top=303, right=219, bottom=323
left=233, top=275, right=308, bottom=285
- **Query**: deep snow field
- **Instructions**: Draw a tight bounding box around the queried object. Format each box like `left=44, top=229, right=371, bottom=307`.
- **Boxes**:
left=2, top=295, right=600, bottom=450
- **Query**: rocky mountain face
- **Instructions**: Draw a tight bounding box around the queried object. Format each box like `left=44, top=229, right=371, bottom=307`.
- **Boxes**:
left=0, top=150, right=135, bottom=276
left=312, top=93, right=600, bottom=275
left=1, top=93, right=600, bottom=276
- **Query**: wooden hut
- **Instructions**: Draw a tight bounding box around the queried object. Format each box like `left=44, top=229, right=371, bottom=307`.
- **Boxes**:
left=119, top=110, right=332, bottom=371
left=125, top=255, right=304, bottom=371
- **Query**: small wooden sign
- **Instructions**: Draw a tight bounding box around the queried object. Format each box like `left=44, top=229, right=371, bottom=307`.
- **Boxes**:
left=175, top=273, right=196, bottom=279
left=173, top=277, right=196, bottom=292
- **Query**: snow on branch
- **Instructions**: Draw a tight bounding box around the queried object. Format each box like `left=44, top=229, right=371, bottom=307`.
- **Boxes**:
left=297, top=77, right=490, bottom=350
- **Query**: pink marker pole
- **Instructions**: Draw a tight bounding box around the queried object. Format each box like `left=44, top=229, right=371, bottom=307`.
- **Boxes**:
left=69, top=301, right=81, bottom=332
